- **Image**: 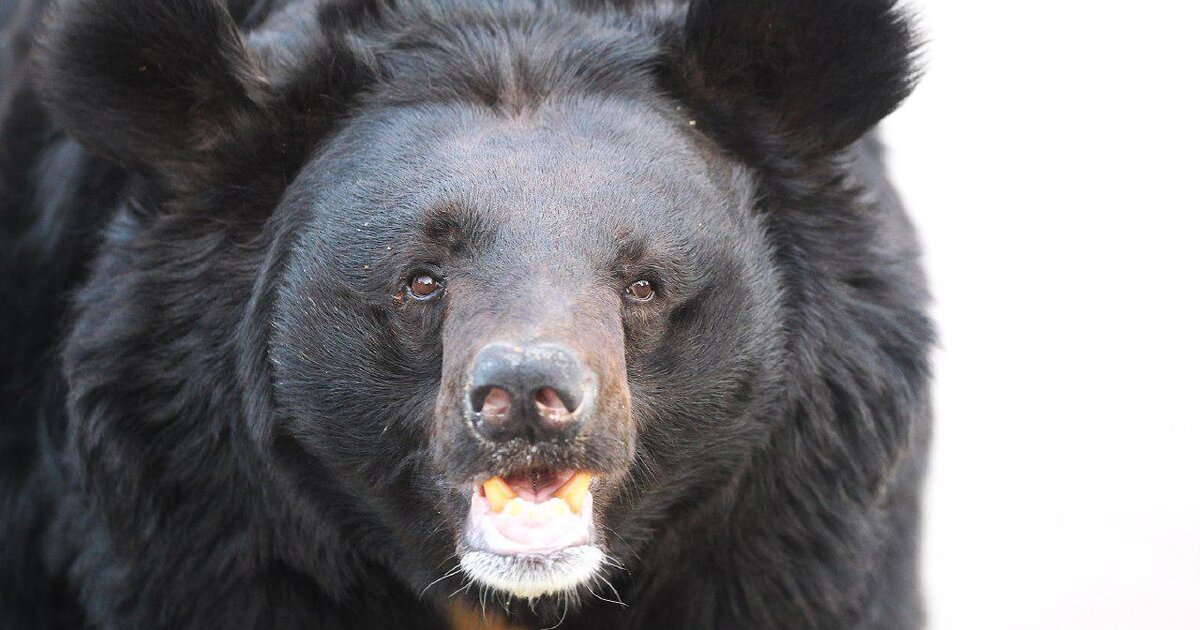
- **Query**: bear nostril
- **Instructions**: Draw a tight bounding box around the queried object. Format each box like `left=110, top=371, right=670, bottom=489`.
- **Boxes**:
left=533, top=387, right=575, bottom=428
left=476, top=387, right=512, bottom=429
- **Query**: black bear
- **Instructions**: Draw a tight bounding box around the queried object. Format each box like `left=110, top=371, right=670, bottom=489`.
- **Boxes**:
left=0, top=0, right=933, bottom=628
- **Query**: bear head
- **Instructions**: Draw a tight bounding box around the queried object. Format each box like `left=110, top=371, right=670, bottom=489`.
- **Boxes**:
left=35, top=0, right=924, bottom=617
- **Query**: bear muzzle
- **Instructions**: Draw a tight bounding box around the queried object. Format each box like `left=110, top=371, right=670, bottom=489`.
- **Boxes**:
left=434, top=334, right=631, bottom=598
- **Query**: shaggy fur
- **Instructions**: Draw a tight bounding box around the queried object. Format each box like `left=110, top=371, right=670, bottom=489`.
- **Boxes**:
left=1, top=0, right=933, bottom=628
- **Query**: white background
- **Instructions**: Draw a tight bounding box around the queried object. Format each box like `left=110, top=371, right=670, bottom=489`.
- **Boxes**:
left=884, top=1, right=1200, bottom=627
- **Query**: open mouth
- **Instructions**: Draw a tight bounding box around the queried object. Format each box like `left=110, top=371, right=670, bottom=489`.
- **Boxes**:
left=459, top=468, right=604, bottom=598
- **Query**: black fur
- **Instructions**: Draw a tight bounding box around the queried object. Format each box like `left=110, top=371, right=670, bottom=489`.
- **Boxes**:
left=1, top=0, right=932, bottom=628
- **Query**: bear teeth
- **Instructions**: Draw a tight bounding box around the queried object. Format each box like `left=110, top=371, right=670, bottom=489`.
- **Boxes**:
left=481, top=472, right=592, bottom=514
left=482, top=477, right=516, bottom=512
left=551, top=472, right=592, bottom=513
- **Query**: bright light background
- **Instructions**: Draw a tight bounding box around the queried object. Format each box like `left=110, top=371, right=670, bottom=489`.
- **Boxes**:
left=883, top=1, right=1200, bottom=627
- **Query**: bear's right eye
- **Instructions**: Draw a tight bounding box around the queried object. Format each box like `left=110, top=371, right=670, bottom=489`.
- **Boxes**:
left=408, top=274, right=443, bottom=300
left=626, top=280, right=655, bottom=302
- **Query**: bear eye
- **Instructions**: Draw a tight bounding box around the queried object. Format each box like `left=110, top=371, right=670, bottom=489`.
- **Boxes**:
left=408, top=274, right=443, bottom=300
left=626, top=280, right=655, bottom=302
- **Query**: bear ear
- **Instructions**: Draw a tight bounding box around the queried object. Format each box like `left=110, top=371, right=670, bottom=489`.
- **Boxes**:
left=34, top=0, right=268, bottom=193
left=677, top=0, right=919, bottom=160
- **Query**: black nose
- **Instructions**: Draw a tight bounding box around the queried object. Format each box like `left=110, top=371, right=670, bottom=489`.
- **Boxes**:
left=466, top=342, right=594, bottom=443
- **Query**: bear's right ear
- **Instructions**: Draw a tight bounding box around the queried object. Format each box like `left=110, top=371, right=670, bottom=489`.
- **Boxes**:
left=34, top=0, right=268, bottom=193
left=673, top=0, right=919, bottom=162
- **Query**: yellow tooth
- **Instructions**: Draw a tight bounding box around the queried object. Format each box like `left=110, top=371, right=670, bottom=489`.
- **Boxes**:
left=552, top=472, right=593, bottom=513
left=503, top=497, right=527, bottom=517
left=546, top=497, right=569, bottom=517
left=482, top=477, right=516, bottom=513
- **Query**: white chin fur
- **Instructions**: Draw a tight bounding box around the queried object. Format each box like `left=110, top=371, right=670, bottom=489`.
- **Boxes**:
left=459, top=545, right=605, bottom=599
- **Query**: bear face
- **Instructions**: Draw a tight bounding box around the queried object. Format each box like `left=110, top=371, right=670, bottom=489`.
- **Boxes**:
left=21, top=0, right=929, bottom=626
left=270, top=95, right=784, bottom=597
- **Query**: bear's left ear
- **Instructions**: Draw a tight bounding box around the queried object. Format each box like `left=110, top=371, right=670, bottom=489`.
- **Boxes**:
left=674, top=0, right=919, bottom=160
left=34, top=0, right=269, bottom=194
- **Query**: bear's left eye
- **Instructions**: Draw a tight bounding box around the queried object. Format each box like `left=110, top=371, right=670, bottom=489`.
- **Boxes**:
left=407, top=274, right=444, bottom=300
